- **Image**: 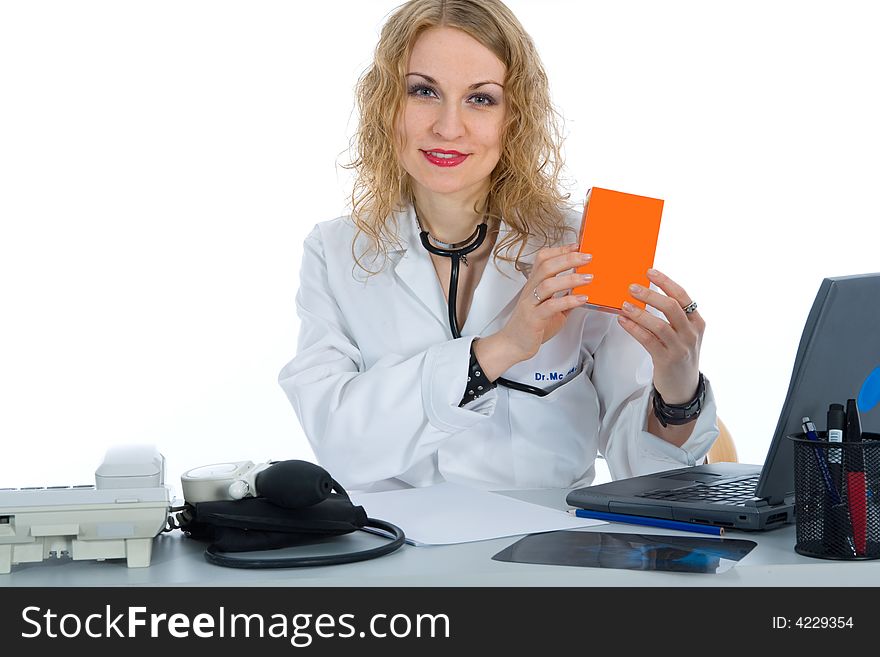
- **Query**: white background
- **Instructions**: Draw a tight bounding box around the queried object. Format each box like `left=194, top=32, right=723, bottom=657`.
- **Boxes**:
left=1, top=0, right=878, bottom=494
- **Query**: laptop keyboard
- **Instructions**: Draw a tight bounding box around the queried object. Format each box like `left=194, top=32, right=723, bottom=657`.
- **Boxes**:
left=636, top=475, right=761, bottom=505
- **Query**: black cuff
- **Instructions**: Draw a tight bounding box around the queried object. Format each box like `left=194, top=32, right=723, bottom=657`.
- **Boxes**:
left=459, top=341, right=497, bottom=407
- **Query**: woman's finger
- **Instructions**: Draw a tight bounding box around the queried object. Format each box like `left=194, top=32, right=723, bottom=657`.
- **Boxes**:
left=628, top=283, right=691, bottom=333
left=646, top=269, right=702, bottom=322
left=534, top=293, right=588, bottom=317
left=617, top=314, right=663, bottom=359
left=534, top=272, right=592, bottom=302
left=532, top=243, right=580, bottom=270
left=620, top=301, right=676, bottom=348
left=531, top=248, right=591, bottom=285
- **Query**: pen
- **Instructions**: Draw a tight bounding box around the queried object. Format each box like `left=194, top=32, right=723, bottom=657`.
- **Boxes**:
left=568, top=508, right=724, bottom=536
left=804, top=416, right=856, bottom=557
left=844, top=399, right=867, bottom=556
left=801, top=417, right=842, bottom=505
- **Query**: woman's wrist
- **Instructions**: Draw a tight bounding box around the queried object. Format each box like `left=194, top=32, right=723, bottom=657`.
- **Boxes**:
left=652, top=370, right=702, bottom=406
left=471, top=333, right=528, bottom=382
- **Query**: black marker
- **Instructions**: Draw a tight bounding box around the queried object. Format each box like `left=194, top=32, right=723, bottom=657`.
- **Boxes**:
left=826, top=402, right=845, bottom=492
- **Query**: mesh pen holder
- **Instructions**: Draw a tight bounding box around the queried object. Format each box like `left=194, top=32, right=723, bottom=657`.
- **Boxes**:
left=789, top=431, right=880, bottom=560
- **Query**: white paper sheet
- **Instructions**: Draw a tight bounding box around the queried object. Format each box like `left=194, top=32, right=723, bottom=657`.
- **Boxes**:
left=350, top=483, right=604, bottom=545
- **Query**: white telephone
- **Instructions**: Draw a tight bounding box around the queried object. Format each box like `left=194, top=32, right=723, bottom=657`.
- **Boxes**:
left=0, top=445, right=171, bottom=574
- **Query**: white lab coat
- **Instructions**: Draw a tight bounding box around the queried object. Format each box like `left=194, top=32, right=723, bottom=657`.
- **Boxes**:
left=278, top=204, right=719, bottom=491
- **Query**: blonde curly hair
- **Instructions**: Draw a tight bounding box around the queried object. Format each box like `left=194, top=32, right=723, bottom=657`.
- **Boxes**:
left=346, top=0, right=573, bottom=274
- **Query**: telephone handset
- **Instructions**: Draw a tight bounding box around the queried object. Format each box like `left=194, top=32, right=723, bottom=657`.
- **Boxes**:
left=174, top=459, right=405, bottom=568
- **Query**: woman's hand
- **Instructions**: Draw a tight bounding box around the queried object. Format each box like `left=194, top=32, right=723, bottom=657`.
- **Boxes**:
left=495, top=243, right=591, bottom=363
left=617, top=268, right=705, bottom=404
left=474, top=244, right=590, bottom=382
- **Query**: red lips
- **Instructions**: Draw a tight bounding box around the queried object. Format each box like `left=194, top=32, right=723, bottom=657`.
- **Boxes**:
left=426, top=148, right=467, bottom=156
left=421, top=149, right=469, bottom=167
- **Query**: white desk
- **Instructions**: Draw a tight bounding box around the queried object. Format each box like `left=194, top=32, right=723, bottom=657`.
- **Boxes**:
left=1, top=488, right=877, bottom=587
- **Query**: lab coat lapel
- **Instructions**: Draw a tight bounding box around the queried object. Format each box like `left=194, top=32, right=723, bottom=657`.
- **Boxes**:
left=391, top=207, right=450, bottom=334
left=463, top=241, right=527, bottom=336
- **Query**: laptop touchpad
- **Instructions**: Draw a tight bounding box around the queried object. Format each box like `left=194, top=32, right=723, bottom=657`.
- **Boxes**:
left=661, top=472, right=723, bottom=483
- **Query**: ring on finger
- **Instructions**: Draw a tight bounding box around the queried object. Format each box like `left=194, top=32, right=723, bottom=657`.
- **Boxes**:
left=682, top=300, right=698, bottom=315
left=533, top=287, right=543, bottom=303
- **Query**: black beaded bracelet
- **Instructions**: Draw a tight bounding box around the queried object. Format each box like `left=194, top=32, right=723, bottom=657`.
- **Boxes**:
left=459, top=341, right=497, bottom=407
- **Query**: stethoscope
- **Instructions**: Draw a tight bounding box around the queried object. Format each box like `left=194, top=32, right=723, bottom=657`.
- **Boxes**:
left=417, top=215, right=548, bottom=397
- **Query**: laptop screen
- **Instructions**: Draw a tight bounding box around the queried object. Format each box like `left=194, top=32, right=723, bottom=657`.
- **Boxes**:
left=756, top=273, right=880, bottom=504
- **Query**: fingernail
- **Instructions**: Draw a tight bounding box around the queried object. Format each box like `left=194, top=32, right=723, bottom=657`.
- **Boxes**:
left=577, top=295, right=589, bottom=303
left=647, top=268, right=659, bottom=277
left=580, top=274, right=593, bottom=282
left=629, top=284, right=644, bottom=295
left=567, top=243, right=580, bottom=249
left=622, top=301, right=635, bottom=312
left=578, top=253, right=592, bottom=262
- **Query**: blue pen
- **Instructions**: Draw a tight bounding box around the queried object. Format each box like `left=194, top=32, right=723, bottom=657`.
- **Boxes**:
left=568, top=508, right=724, bottom=536
left=802, top=416, right=842, bottom=505
left=803, top=416, right=857, bottom=557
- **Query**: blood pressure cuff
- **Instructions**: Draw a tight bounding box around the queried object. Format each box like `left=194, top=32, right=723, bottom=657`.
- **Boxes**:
left=180, top=494, right=369, bottom=552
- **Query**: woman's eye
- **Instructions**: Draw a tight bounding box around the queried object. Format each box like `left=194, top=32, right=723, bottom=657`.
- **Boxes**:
left=408, top=84, right=437, bottom=98
left=470, top=94, right=497, bottom=107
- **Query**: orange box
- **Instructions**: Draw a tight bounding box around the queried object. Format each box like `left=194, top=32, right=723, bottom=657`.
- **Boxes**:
left=571, top=187, right=664, bottom=313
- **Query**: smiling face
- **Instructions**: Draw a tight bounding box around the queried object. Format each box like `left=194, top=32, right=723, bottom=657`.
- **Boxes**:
left=397, top=26, right=507, bottom=204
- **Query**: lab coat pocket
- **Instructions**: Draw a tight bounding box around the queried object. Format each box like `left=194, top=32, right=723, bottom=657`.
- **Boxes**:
left=502, top=353, right=585, bottom=398
left=507, top=363, right=599, bottom=488
left=539, top=358, right=586, bottom=400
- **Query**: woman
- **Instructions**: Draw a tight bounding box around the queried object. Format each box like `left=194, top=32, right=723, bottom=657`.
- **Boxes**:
left=279, top=0, right=718, bottom=491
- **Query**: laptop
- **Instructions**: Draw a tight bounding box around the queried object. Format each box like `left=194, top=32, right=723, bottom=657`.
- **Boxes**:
left=566, top=273, right=880, bottom=531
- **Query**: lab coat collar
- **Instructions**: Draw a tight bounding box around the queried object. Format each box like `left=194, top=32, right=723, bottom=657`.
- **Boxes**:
left=390, top=205, right=530, bottom=337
